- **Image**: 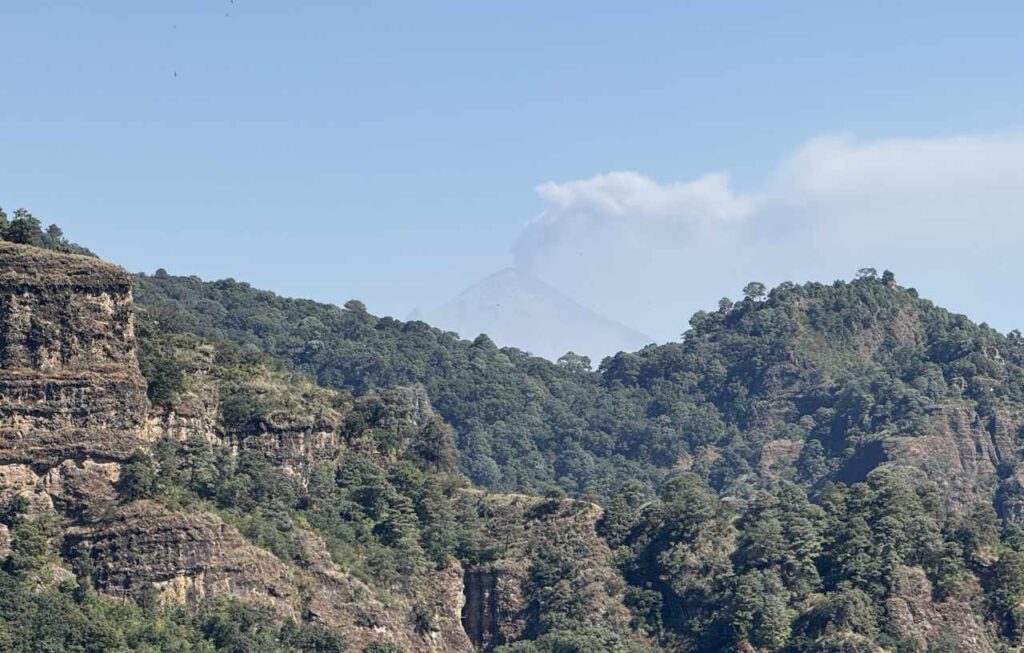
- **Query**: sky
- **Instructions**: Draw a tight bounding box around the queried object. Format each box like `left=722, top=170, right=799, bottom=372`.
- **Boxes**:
left=3, top=2, right=1024, bottom=350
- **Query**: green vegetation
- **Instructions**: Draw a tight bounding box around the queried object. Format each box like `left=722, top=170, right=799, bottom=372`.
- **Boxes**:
left=0, top=494, right=345, bottom=653
left=9, top=219, right=1024, bottom=650
left=0, top=206, right=94, bottom=255
left=133, top=268, right=1024, bottom=501
left=599, top=468, right=1005, bottom=651
left=124, top=312, right=657, bottom=651
left=126, top=333, right=471, bottom=587
left=131, top=267, right=1024, bottom=650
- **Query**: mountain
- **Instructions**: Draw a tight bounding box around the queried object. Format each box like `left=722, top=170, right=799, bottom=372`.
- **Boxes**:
left=0, top=240, right=644, bottom=653
left=131, top=261, right=1024, bottom=651
left=412, top=267, right=651, bottom=363
left=3, top=220, right=1024, bottom=652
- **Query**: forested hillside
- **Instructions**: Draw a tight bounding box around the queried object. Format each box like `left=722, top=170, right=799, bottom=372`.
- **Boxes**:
left=5, top=216, right=1024, bottom=651
left=129, top=263, right=1024, bottom=651
left=133, top=268, right=1024, bottom=505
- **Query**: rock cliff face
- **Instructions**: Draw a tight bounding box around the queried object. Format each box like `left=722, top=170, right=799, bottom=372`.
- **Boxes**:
left=0, top=242, right=149, bottom=466
left=883, top=402, right=1023, bottom=511
left=886, top=566, right=996, bottom=653
left=63, top=500, right=473, bottom=652
left=456, top=491, right=638, bottom=651
left=826, top=401, right=1024, bottom=512
left=142, top=334, right=451, bottom=478
left=141, top=337, right=345, bottom=470
left=56, top=477, right=474, bottom=648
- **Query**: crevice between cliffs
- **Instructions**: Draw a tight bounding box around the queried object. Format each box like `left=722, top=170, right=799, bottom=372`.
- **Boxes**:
left=461, top=567, right=500, bottom=651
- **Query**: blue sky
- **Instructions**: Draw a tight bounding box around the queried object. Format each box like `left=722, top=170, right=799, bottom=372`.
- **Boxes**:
left=3, top=2, right=1024, bottom=345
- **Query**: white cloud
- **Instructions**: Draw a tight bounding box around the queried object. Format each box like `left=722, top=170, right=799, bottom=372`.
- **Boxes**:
left=534, top=170, right=753, bottom=223
left=774, top=133, right=1024, bottom=203
left=515, top=171, right=752, bottom=274
left=514, top=132, right=1024, bottom=343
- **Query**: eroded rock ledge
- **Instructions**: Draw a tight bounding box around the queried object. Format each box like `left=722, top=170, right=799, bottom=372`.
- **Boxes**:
left=0, top=242, right=149, bottom=466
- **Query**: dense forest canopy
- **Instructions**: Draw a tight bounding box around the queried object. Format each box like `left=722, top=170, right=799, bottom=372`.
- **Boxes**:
left=132, top=264, right=1024, bottom=502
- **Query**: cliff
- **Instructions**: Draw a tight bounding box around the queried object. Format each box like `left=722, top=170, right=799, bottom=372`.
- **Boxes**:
left=143, top=335, right=348, bottom=475
left=63, top=500, right=472, bottom=652
left=456, top=491, right=640, bottom=651
left=0, top=244, right=475, bottom=651
left=0, top=242, right=149, bottom=466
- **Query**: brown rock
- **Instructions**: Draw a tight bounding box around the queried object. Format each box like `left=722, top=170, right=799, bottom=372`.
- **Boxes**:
left=0, top=522, right=10, bottom=559
left=41, top=459, right=120, bottom=520
left=886, top=566, right=996, bottom=653
left=882, top=402, right=1024, bottom=511
left=457, top=491, right=640, bottom=651
left=0, top=463, right=54, bottom=515
left=0, top=242, right=149, bottom=466
left=64, top=501, right=473, bottom=652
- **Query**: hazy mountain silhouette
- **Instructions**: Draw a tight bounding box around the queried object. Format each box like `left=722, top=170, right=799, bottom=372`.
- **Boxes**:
left=413, top=267, right=651, bottom=363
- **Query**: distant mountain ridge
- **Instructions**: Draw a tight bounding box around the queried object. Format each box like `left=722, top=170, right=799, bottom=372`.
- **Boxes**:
left=412, top=267, right=651, bottom=362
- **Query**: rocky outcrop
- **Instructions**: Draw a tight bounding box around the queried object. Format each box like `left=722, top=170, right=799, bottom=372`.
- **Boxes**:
left=456, top=491, right=639, bottom=651
left=835, top=402, right=1024, bottom=511
left=0, top=462, right=55, bottom=515
left=462, top=566, right=522, bottom=650
left=144, top=339, right=452, bottom=480
left=148, top=390, right=345, bottom=478
left=142, top=340, right=347, bottom=475
left=63, top=500, right=472, bottom=652
left=886, top=566, right=997, bottom=653
left=0, top=458, right=120, bottom=522
left=902, top=403, right=1020, bottom=501
left=0, top=242, right=148, bottom=466
left=758, top=439, right=803, bottom=481
left=64, top=501, right=303, bottom=608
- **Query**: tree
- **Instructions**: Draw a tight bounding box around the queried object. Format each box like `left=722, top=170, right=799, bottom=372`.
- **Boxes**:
left=823, top=513, right=877, bottom=592
left=0, top=495, right=29, bottom=527
left=732, top=492, right=788, bottom=574
left=733, top=485, right=824, bottom=599
left=557, top=352, right=592, bottom=373
left=600, top=481, right=647, bottom=547
left=116, top=451, right=158, bottom=501
left=795, top=439, right=829, bottom=485
left=855, top=268, right=877, bottom=279
left=634, top=473, right=734, bottom=640
left=43, top=224, right=66, bottom=250
left=742, top=281, right=766, bottom=301
left=776, top=484, right=825, bottom=595
left=794, top=588, right=879, bottom=642
left=409, top=418, right=457, bottom=473
left=727, top=569, right=791, bottom=650
left=6, top=209, right=43, bottom=246
left=954, top=502, right=1001, bottom=561
left=4, top=520, right=51, bottom=579
left=990, top=550, right=1024, bottom=641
